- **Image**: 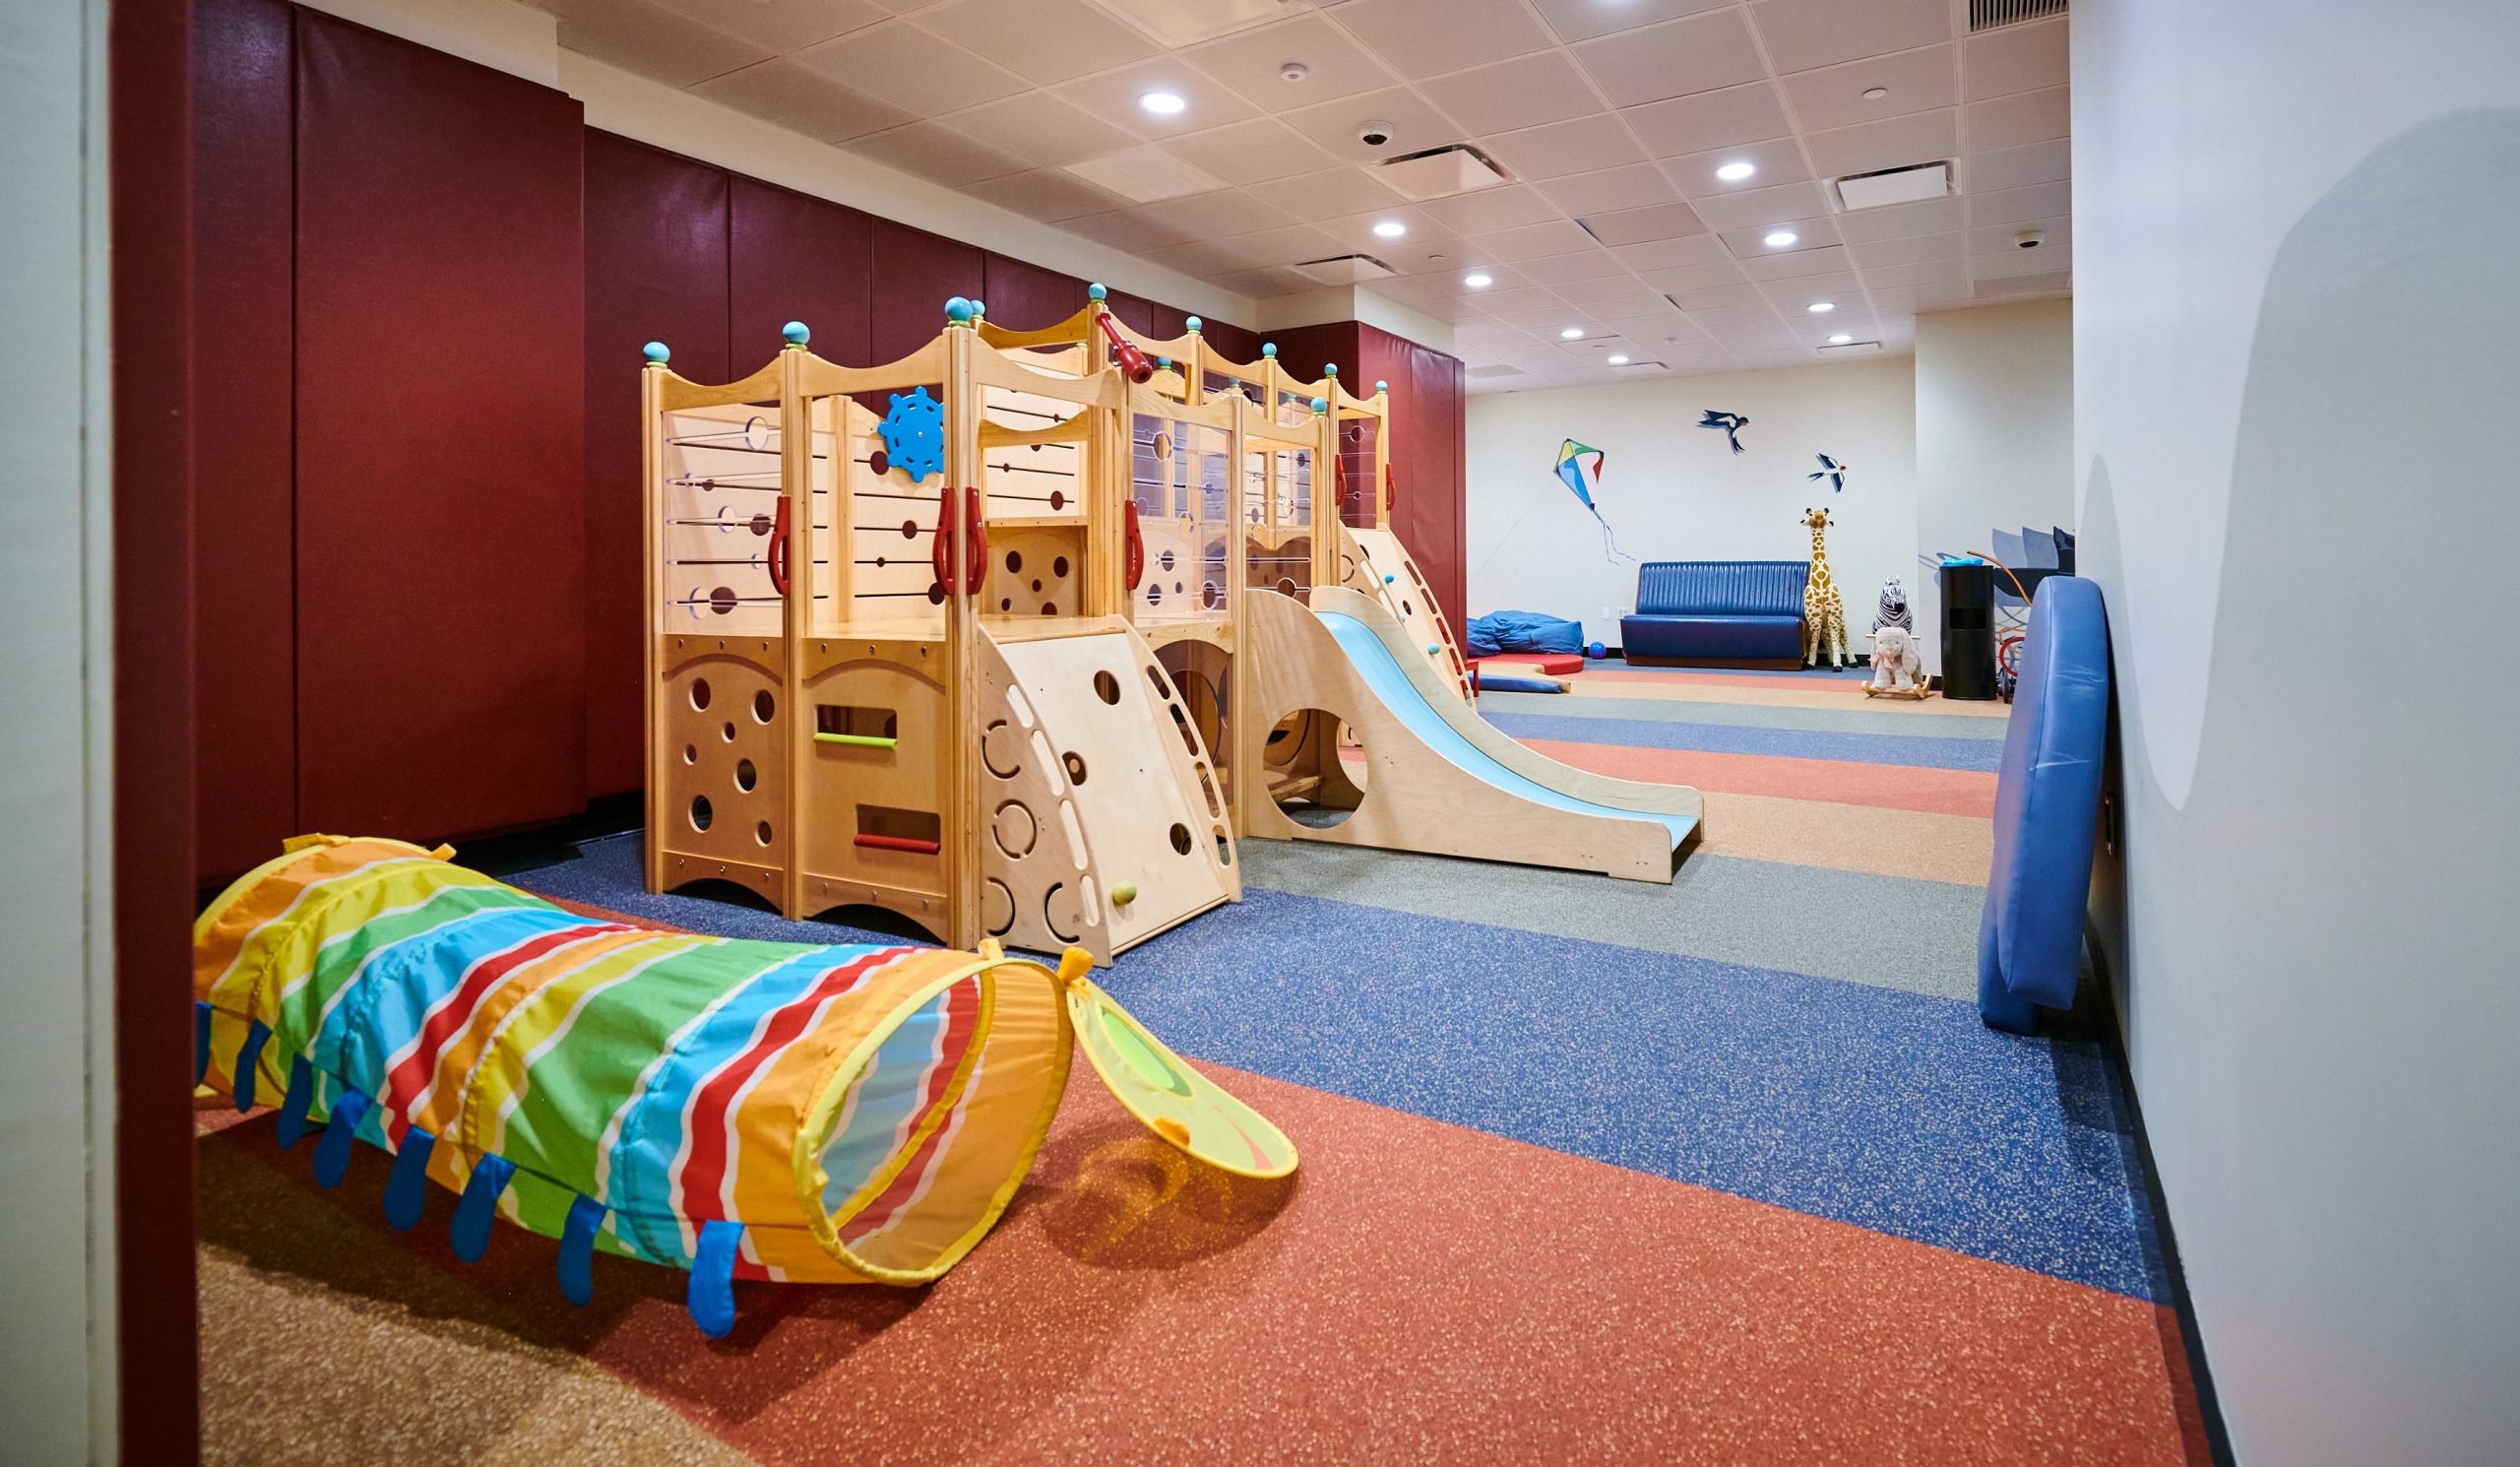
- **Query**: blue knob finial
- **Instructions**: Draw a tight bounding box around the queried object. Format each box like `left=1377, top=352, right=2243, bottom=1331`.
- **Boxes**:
left=1375, top=379, right=1388, bottom=393
left=1185, top=315, right=1203, bottom=333
left=1262, top=342, right=1278, bottom=358
left=944, top=297, right=974, bottom=325
left=1324, top=362, right=1339, bottom=377
left=781, top=321, right=809, bottom=347
left=642, top=341, right=670, bottom=365
left=971, top=298, right=987, bottom=318
left=1310, top=396, right=1329, bottom=415
left=1157, top=355, right=1173, bottom=369
left=1088, top=283, right=1108, bottom=301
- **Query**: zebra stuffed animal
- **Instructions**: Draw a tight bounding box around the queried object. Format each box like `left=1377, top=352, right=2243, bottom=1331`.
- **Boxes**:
left=1873, top=576, right=1913, bottom=633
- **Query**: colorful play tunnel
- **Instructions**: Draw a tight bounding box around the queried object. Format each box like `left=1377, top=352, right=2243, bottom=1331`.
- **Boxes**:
left=194, top=835, right=1294, bottom=1335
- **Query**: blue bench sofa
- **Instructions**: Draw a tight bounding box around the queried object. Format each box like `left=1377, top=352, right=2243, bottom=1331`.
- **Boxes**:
left=1619, top=560, right=1809, bottom=668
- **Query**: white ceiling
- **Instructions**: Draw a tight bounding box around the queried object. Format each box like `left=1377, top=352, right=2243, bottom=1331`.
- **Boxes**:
left=530, top=0, right=2070, bottom=391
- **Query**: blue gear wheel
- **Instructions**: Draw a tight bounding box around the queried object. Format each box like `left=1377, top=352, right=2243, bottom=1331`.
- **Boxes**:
left=877, top=386, right=946, bottom=483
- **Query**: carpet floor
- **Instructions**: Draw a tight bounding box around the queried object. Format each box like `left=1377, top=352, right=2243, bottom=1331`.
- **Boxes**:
left=198, top=661, right=2211, bottom=1466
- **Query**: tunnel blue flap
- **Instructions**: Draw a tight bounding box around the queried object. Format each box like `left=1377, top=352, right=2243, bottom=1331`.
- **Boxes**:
left=312, top=1089, right=374, bottom=1188
left=384, top=1128, right=437, bottom=1231
left=232, top=1019, right=273, bottom=1112
left=450, top=1154, right=517, bottom=1263
left=688, top=1220, right=745, bottom=1338
left=275, top=1055, right=317, bottom=1150
left=558, top=1194, right=605, bottom=1308
left=194, top=1002, right=212, bottom=1086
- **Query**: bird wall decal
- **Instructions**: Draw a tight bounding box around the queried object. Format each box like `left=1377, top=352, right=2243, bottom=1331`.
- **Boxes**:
left=1808, top=453, right=1849, bottom=492
left=1697, top=410, right=1749, bottom=454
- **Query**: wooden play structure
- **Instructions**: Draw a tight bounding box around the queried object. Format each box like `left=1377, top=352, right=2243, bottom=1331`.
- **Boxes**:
left=640, top=285, right=1701, bottom=960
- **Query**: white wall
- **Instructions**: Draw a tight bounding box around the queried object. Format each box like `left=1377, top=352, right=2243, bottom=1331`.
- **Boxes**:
left=1465, top=358, right=1917, bottom=649
left=0, top=0, right=118, bottom=1459
left=2074, top=2, right=2520, bottom=1462
left=1915, top=298, right=2074, bottom=670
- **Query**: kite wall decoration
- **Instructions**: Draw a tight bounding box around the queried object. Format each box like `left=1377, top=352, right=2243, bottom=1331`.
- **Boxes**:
left=1553, top=438, right=1634, bottom=563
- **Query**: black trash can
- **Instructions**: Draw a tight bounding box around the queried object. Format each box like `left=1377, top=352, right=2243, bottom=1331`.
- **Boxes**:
left=1938, top=561, right=1997, bottom=701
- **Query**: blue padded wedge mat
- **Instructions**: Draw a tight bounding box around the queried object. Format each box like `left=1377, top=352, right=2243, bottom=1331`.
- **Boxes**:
left=1978, top=575, right=2110, bottom=1033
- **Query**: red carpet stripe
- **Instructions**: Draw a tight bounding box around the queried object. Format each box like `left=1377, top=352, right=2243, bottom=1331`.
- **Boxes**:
left=1517, top=735, right=2000, bottom=817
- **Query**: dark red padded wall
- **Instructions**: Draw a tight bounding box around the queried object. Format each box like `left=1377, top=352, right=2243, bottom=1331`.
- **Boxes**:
left=729, top=176, right=870, bottom=370
left=1401, top=334, right=1467, bottom=630
left=871, top=220, right=981, bottom=364
left=191, top=0, right=296, bottom=878
left=1203, top=317, right=1262, bottom=364
left=585, top=131, right=729, bottom=799
left=981, top=252, right=1086, bottom=332
left=292, top=10, right=587, bottom=839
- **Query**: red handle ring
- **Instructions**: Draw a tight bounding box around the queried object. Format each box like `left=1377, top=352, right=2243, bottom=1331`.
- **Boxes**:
left=931, top=487, right=955, bottom=595
left=768, top=495, right=791, bottom=596
left=964, top=487, right=987, bottom=596
left=1385, top=461, right=1398, bottom=516
left=1123, top=500, right=1145, bottom=591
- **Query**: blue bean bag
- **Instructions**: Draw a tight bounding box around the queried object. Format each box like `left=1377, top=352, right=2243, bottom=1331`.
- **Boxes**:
left=1467, top=609, right=1584, bottom=659
left=1978, top=576, right=2111, bottom=1034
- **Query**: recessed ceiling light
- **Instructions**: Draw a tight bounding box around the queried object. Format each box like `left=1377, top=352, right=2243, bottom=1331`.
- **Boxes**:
left=1807, top=301, right=1836, bottom=313
left=1715, top=160, right=1757, bottom=182
left=1372, top=220, right=1407, bottom=238
left=1606, top=353, right=1630, bottom=364
left=1463, top=272, right=1493, bottom=288
left=1764, top=229, right=1799, bottom=248
left=1828, top=333, right=1853, bottom=345
left=1862, top=87, right=1889, bottom=101
left=1140, top=91, right=1187, bottom=115
left=1559, top=326, right=1585, bottom=339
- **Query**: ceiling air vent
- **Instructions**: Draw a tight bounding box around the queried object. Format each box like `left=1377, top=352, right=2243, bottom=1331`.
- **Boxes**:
left=1292, top=253, right=1396, bottom=285
left=1817, top=340, right=1884, bottom=356
left=1373, top=144, right=1508, bottom=201
left=1972, top=271, right=2073, bottom=297
left=1830, top=160, right=1952, bottom=212
left=1088, top=0, right=1316, bottom=46
left=1608, top=358, right=1668, bottom=371
left=1467, top=363, right=1527, bottom=380
left=1065, top=145, right=1228, bottom=204
left=1970, top=0, right=2065, bottom=31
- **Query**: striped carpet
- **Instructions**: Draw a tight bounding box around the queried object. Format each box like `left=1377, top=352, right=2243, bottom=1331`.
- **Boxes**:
left=197, top=661, right=2211, bottom=1466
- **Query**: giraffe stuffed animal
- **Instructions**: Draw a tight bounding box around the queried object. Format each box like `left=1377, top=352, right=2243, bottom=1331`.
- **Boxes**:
left=1800, top=507, right=1849, bottom=669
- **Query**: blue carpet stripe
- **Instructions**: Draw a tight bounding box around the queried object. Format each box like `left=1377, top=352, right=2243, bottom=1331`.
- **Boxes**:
left=510, top=835, right=2160, bottom=1302
left=1482, top=709, right=2006, bottom=771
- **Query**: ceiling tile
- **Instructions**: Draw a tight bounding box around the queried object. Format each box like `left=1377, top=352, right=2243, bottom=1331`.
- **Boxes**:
left=1529, top=0, right=1734, bottom=42
left=1965, top=18, right=2068, bottom=100
left=1689, top=179, right=1830, bottom=232
left=915, top=0, right=1157, bottom=86
left=1661, top=136, right=1812, bottom=194
left=1535, top=163, right=1681, bottom=217
left=1418, top=51, right=1603, bottom=136
left=1861, top=257, right=1964, bottom=287
left=962, top=167, right=1127, bottom=221
left=843, top=119, right=1029, bottom=185
left=650, top=0, right=882, bottom=53
left=1969, top=180, right=2071, bottom=228
left=1494, top=304, right=1605, bottom=333
left=1416, top=183, right=1564, bottom=234
left=1845, top=229, right=1960, bottom=268
left=537, top=0, right=773, bottom=90
left=1621, top=83, right=1792, bottom=157
left=1752, top=0, right=1951, bottom=75
left=1513, top=249, right=1634, bottom=285
left=1969, top=214, right=2070, bottom=256
left=1160, top=117, right=1342, bottom=184
left=1804, top=108, right=1958, bottom=179
left=1281, top=86, right=1462, bottom=163
left=1332, top=0, right=1555, bottom=81
left=1973, top=246, right=2072, bottom=280
left=1867, top=283, right=1970, bottom=312
left=1378, top=236, right=1498, bottom=274
left=1638, top=260, right=1751, bottom=293
left=1834, top=194, right=1962, bottom=242
left=1468, top=219, right=1600, bottom=260
left=1208, top=265, right=1319, bottom=295
left=1182, top=14, right=1400, bottom=111
left=1666, top=280, right=1767, bottom=310
left=1207, top=223, right=1344, bottom=269
left=795, top=22, right=1027, bottom=114
left=1965, top=137, right=2069, bottom=193
left=1609, top=232, right=1729, bottom=271
left=1966, top=86, right=2069, bottom=149
left=690, top=58, right=914, bottom=142
left=1482, top=113, right=1650, bottom=180
left=1717, top=217, right=1842, bottom=255
left=936, top=92, right=1139, bottom=166
left=1139, top=238, right=1261, bottom=277
left=1462, top=286, right=1565, bottom=316
left=1779, top=43, right=1956, bottom=132
left=1571, top=10, right=1765, bottom=109
left=1686, top=303, right=1791, bottom=335
left=1551, top=276, right=1668, bottom=312
left=1057, top=58, right=1260, bottom=140
left=1245, top=166, right=1408, bottom=220
left=1165, top=187, right=1296, bottom=235
left=1757, top=270, right=1858, bottom=303
left=1738, top=244, right=1852, bottom=281
left=1063, top=208, right=1203, bottom=253
left=1315, top=206, right=1450, bottom=252
left=1577, top=200, right=1707, bottom=246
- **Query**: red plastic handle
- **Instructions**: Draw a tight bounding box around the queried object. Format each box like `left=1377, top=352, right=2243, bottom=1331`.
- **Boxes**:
left=1385, top=461, right=1398, bottom=516
left=853, top=833, right=940, bottom=855
left=964, top=486, right=986, bottom=595
left=1123, top=500, right=1145, bottom=591
left=931, top=487, right=956, bottom=594
left=768, top=495, right=791, bottom=596
left=1096, top=312, right=1155, bottom=384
